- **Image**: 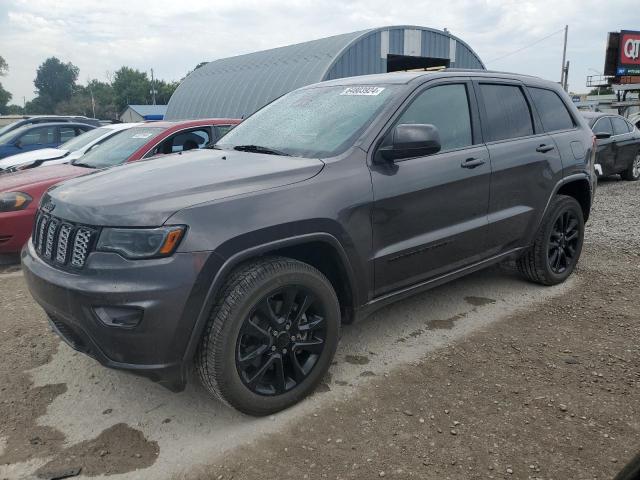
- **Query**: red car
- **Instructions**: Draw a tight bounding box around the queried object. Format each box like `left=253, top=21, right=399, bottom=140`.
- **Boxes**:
left=0, top=119, right=240, bottom=256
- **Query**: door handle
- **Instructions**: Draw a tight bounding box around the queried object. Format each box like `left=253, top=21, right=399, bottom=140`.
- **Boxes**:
left=536, top=144, right=555, bottom=153
left=461, top=158, right=486, bottom=169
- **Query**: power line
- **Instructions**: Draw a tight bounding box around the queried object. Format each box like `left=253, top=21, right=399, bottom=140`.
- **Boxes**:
left=486, top=27, right=566, bottom=64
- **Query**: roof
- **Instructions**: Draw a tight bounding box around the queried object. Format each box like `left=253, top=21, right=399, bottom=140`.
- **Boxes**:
left=124, top=105, right=168, bottom=117
left=166, top=25, right=485, bottom=120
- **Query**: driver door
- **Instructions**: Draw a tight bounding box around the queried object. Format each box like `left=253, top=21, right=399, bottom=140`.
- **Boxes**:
left=370, top=80, right=491, bottom=297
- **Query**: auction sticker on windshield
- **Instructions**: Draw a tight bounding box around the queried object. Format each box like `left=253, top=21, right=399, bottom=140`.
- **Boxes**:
left=132, top=133, right=154, bottom=139
left=340, top=86, right=385, bottom=96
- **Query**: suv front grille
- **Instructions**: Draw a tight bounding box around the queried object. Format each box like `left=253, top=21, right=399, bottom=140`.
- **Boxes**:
left=33, top=211, right=98, bottom=269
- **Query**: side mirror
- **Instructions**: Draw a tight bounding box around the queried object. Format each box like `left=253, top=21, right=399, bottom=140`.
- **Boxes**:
left=379, top=124, right=441, bottom=161
left=14, top=140, right=22, bottom=149
left=594, top=132, right=611, bottom=140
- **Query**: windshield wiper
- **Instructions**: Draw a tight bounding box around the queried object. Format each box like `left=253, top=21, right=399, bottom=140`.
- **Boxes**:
left=71, top=162, right=96, bottom=169
left=233, top=145, right=291, bottom=156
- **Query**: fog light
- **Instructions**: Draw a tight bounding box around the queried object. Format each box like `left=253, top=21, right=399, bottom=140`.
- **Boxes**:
left=94, top=306, right=143, bottom=328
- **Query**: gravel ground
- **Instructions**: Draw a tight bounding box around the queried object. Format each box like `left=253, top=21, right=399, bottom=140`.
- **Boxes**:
left=0, top=177, right=638, bottom=480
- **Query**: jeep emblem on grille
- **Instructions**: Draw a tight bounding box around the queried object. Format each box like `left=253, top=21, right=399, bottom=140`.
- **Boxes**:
left=41, top=201, right=55, bottom=213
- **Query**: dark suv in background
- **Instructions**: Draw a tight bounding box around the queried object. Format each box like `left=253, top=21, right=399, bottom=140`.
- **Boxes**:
left=23, top=70, right=597, bottom=415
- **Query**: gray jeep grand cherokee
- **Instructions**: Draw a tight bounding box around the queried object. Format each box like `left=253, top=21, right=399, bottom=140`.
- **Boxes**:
left=23, top=70, right=597, bottom=415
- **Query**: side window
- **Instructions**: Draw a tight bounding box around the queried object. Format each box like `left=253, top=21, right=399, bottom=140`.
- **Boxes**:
left=479, top=84, right=534, bottom=142
left=60, top=126, right=77, bottom=143
left=612, top=117, right=631, bottom=135
left=593, top=117, right=613, bottom=135
left=395, top=83, right=473, bottom=152
left=151, top=128, right=211, bottom=155
left=19, top=127, right=55, bottom=146
left=529, top=87, right=575, bottom=132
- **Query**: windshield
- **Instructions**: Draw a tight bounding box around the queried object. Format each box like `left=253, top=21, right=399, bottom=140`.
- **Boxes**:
left=59, top=126, right=114, bottom=152
left=0, top=125, right=29, bottom=145
left=0, top=123, right=18, bottom=137
left=216, top=85, right=399, bottom=158
left=72, top=126, right=163, bottom=169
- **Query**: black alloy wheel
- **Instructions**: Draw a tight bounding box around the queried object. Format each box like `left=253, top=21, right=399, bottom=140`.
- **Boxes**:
left=547, top=210, right=580, bottom=275
left=236, top=287, right=326, bottom=396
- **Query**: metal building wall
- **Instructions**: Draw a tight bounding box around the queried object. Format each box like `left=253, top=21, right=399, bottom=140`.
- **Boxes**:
left=166, top=26, right=484, bottom=120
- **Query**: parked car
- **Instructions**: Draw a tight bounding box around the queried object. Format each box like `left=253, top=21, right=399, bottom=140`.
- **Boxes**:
left=22, top=71, right=596, bottom=415
left=0, top=123, right=139, bottom=174
left=0, top=115, right=101, bottom=136
left=583, top=112, right=640, bottom=181
left=0, top=122, right=97, bottom=160
left=0, top=119, right=239, bottom=256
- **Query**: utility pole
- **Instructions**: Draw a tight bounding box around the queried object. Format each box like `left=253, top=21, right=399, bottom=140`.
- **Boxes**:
left=560, top=25, right=568, bottom=91
left=150, top=68, right=157, bottom=105
left=563, top=60, right=570, bottom=91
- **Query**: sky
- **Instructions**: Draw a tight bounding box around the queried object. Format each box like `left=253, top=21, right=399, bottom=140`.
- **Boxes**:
left=0, top=0, right=638, bottom=106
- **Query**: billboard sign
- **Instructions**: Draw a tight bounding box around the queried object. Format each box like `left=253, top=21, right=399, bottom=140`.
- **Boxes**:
left=617, top=30, right=640, bottom=76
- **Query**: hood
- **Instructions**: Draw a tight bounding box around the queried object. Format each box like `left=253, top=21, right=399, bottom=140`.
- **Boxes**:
left=0, top=164, right=89, bottom=193
left=0, top=148, right=68, bottom=170
left=44, top=149, right=325, bottom=226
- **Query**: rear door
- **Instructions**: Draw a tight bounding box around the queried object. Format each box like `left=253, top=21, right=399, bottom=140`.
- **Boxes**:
left=611, top=116, right=636, bottom=172
left=370, top=79, right=491, bottom=296
left=591, top=117, right=616, bottom=174
left=474, top=80, right=563, bottom=256
left=527, top=86, right=584, bottom=176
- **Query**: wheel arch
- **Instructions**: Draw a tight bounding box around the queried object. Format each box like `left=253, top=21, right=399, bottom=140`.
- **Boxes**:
left=182, top=233, right=359, bottom=363
left=555, top=176, right=593, bottom=221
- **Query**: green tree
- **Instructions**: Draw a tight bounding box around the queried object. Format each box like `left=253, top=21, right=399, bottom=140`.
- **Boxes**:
left=588, top=87, right=613, bottom=95
left=34, top=57, right=80, bottom=111
left=112, top=67, right=150, bottom=111
left=0, top=56, right=12, bottom=114
left=5, top=104, right=24, bottom=115
left=0, top=83, right=11, bottom=114
left=154, top=79, right=179, bottom=104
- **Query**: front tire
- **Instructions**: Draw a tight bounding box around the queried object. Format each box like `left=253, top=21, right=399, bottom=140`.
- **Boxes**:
left=196, top=256, right=340, bottom=416
left=621, top=153, right=640, bottom=181
left=517, top=195, right=584, bottom=286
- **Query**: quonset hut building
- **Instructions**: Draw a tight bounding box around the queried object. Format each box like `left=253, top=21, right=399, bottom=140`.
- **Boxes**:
left=165, top=25, right=485, bottom=120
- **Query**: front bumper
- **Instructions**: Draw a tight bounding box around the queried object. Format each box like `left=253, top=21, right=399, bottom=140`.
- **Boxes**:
left=22, top=240, right=214, bottom=391
left=0, top=207, right=36, bottom=254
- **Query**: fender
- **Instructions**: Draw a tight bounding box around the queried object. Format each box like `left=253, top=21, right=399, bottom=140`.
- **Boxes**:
left=537, top=172, right=593, bottom=228
left=180, top=232, right=360, bottom=363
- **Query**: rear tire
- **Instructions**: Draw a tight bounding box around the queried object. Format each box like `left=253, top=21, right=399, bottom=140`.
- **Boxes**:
left=621, top=153, right=640, bottom=181
left=196, top=256, right=340, bottom=416
left=517, top=195, right=584, bottom=286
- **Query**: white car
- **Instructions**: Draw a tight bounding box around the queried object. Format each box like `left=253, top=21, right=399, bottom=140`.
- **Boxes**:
left=0, top=123, right=140, bottom=174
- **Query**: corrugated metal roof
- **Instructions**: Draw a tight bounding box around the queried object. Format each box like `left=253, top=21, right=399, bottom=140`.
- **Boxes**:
left=166, top=26, right=484, bottom=120
left=127, top=105, right=168, bottom=117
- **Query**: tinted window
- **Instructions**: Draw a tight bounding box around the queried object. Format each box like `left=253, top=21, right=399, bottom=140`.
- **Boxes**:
left=612, top=117, right=631, bottom=135
left=151, top=128, right=211, bottom=155
left=480, top=84, right=533, bottom=141
left=60, top=126, right=77, bottom=143
left=19, top=126, right=55, bottom=146
left=395, top=84, right=473, bottom=151
left=217, top=85, right=399, bottom=158
left=592, top=117, right=613, bottom=135
left=215, top=125, right=235, bottom=140
left=529, top=87, right=575, bottom=132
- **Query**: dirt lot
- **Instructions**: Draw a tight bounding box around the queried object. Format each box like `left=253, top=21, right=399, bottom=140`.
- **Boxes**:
left=0, top=178, right=638, bottom=480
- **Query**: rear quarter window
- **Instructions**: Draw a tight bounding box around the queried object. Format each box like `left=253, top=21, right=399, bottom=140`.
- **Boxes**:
left=612, top=117, right=631, bottom=135
left=529, top=87, right=575, bottom=132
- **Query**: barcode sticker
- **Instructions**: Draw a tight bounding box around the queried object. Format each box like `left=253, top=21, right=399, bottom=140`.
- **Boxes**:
left=340, top=86, right=385, bottom=96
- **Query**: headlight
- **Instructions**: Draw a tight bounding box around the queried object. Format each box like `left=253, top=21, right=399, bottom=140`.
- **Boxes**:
left=97, top=226, right=186, bottom=259
left=0, top=192, right=32, bottom=212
